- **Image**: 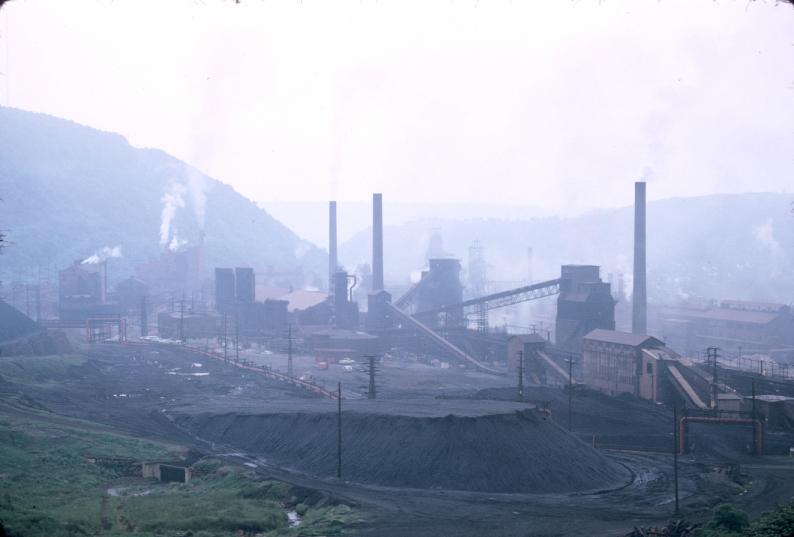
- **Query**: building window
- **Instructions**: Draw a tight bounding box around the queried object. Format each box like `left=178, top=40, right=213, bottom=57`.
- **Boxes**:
left=646, top=362, right=653, bottom=374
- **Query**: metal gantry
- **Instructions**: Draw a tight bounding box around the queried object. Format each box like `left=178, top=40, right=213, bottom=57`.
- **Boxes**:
left=414, top=278, right=562, bottom=319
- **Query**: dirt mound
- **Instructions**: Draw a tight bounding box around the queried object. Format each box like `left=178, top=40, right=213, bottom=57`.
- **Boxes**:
left=469, top=386, right=671, bottom=436
left=177, top=409, right=631, bottom=493
left=0, top=300, right=39, bottom=342
left=0, top=330, right=72, bottom=356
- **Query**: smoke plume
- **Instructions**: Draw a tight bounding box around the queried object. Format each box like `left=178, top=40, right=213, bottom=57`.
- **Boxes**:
left=168, top=234, right=188, bottom=252
left=159, top=181, right=187, bottom=248
left=753, top=218, right=781, bottom=255
left=82, top=245, right=122, bottom=264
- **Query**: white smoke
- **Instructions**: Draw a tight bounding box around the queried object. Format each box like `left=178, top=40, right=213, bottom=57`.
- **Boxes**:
left=168, top=234, right=188, bottom=252
left=158, top=165, right=208, bottom=250
left=753, top=218, right=781, bottom=255
left=159, top=181, right=187, bottom=248
left=82, top=245, right=122, bottom=264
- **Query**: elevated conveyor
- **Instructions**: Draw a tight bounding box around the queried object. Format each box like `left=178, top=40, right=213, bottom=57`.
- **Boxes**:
left=385, top=302, right=501, bottom=374
left=667, top=363, right=709, bottom=410
left=536, top=351, right=570, bottom=382
left=415, top=278, right=562, bottom=318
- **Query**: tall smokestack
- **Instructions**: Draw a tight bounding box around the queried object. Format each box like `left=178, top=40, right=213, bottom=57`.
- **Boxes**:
left=329, top=201, right=338, bottom=295
left=632, top=181, right=647, bottom=335
left=372, top=193, right=384, bottom=291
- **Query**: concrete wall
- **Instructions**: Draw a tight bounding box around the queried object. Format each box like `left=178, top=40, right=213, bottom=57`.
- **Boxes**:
left=142, top=462, right=191, bottom=483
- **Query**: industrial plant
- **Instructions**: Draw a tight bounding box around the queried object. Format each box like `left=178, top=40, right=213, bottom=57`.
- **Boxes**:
left=2, top=1, right=794, bottom=536
left=3, top=172, right=794, bottom=536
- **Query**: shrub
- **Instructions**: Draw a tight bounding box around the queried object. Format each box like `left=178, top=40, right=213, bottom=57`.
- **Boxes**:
left=746, top=502, right=794, bottom=537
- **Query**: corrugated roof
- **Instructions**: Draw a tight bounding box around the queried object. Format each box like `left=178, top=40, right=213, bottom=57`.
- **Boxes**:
left=642, top=347, right=680, bottom=361
left=584, top=329, right=663, bottom=348
left=720, top=300, right=788, bottom=313
left=663, top=307, right=779, bottom=325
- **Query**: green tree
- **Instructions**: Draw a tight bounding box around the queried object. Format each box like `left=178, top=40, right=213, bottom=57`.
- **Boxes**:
left=746, top=502, right=794, bottom=537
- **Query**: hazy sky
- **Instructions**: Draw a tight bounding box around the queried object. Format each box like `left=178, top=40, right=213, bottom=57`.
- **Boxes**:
left=1, top=0, right=793, bottom=216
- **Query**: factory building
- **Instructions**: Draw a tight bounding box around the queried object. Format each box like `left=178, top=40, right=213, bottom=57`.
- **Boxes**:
left=115, top=277, right=149, bottom=311
left=333, top=270, right=360, bottom=329
left=135, top=243, right=204, bottom=294
left=58, top=260, right=120, bottom=321
left=237, top=299, right=289, bottom=335
left=211, top=267, right=289, bottom=336
left=506, top=333, right=551, bottom=384
left=554, top=265, right=616, bottom=355
left=582, top=329, right=673, bottom=401
left=214, top=268, right=236, bottom=313
left=309, top=329, right=381, bottom=365
left=657, top=300, right=794, bottom=360
left=157, top=311, right=220, bottom=340
left=235, top=267, right=255, bottom=304
left=415, top=258, right=464, bottom=328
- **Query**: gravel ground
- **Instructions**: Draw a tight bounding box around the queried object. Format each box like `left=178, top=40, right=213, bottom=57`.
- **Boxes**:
left=3, top=341, right=794, bottom=536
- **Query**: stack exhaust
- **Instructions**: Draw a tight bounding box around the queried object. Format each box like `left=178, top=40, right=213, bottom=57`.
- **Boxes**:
left=632, top=181, right=647, bottom=335
left=372, top=193, right=384, bottom=291
left=329, top=200, right=338, bottom=295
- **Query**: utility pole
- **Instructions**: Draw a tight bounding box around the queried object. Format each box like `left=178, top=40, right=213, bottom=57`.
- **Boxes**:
left=287, top=323, right=294, bottom=378
left=35, top=285, right=41, bottom=322
left=223, top=314, right=229, bottom=362
left=337, top=382, right=342, bottom=479
left=566, top=356, right=576, bottom=432
left=366, top=355, right=378, bottom=400
left=752, top=378, right=757, bottom=456
left=234, top=311, right=240, bottom=363
left=517, top=350, right=524, bottom=400
left=179, top=294, right=186, bottom=344
left=707, top=347, right=720, bottom=410
left=140, top=295, right=148, bottom=337
left=673, top=403, right=680, bottom=515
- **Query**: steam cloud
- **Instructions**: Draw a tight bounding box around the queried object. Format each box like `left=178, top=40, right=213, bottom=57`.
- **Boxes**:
left=82, top=245, right=122, bottom=264
left=159, top=181, right=187, bottom=249
left=169, top=235, right=188, bottom=252
left=753, top=218, right=780, bottom=254
left=158, top=166, right=208, bottom=251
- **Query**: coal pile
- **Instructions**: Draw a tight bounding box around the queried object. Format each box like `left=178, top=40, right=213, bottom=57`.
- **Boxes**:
left=178, top=409, right=631, bottom=493
left=0, top=300, right=39, bottom=342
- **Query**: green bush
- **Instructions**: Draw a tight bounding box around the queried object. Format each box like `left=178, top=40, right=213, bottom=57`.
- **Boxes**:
left=694, top=504, right=750, bottom=537
left=237, top=480, right=291, bottom=501
left=746, top=502, right=794, bottom=537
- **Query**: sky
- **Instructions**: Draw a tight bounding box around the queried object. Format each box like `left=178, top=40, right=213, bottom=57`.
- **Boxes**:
left=1, top=0, right=793, bottom=226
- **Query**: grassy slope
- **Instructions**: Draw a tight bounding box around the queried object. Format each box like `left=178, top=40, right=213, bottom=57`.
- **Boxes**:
left=0, top=106, right=326, bottom=285
left=0, top=355, right=357, bottom=537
